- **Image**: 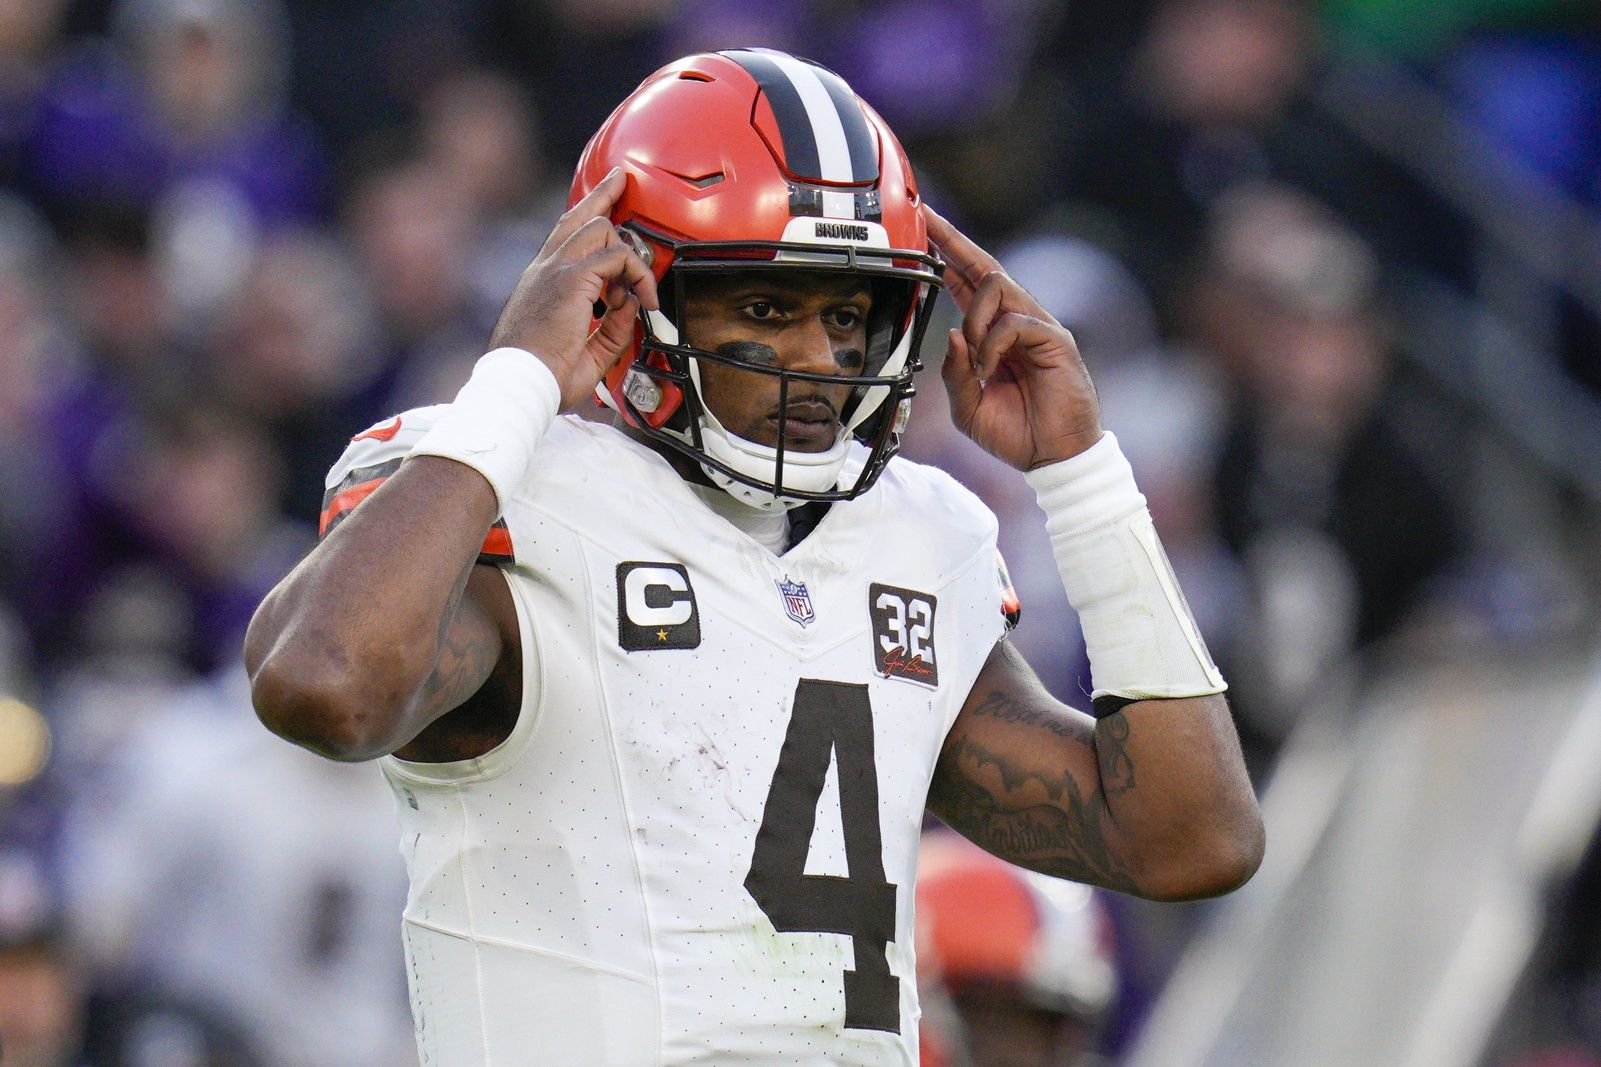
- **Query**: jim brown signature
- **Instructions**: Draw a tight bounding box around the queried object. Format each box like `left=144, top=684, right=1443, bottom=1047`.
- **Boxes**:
left=880, top=647, right=934, bottom=678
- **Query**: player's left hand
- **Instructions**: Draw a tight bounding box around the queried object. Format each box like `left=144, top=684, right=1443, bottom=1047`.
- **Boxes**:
left=925, top=206, right=1102, bottom=470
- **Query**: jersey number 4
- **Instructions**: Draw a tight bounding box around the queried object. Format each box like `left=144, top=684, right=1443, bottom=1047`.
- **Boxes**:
left=744, top=679, right=900, bottom=1033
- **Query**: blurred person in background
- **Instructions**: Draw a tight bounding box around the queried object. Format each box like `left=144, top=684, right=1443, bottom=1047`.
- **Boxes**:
left=26, top=206, right=185, bottom=667
left=62, top=207, right=177, bottom=400
left=0, top=0, right=70, bottom=197
left=0, top=845, right=265, bottom=1067
left=344, top=155, right=484, bottom=410
left=0, top=848, right=93, bottom=1067
left=204, top=230, right=384, bottom=515
left=1062, top=0, right=1460, bottom=314
left=24, top=0, right=324, bottom=231
left=417, top=69, right=557, bottom=270
left=916, top=832, right=1117, bottom=1067
left=1188, top=182, right=1462, bottom=747
left=474, top=0, right=674, bottom=165
left=0, top=194, right=75, bottom=653
left=399, top=70, right=568, bottom=408
left=278, top=0, right=478, bottom=162
left=62, top=666, right=414, bottom=1067
left=40, top=407, right=300, bottom=800
left=118, top=407, right=306, bottom=671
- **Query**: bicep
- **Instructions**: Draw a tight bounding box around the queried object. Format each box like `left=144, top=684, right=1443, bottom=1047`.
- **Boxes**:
left=926, top=639, right=1139, bottom=892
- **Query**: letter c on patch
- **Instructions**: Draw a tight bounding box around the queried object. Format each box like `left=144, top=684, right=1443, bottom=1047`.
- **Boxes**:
left=624, top=566, right=693, bottom=626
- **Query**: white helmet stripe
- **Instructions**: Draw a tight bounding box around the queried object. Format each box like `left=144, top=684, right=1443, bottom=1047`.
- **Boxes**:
left=761, top=51, right=856, bottom=185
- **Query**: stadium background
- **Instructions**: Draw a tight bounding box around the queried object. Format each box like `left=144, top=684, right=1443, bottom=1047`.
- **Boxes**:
left=1, top=0, right=1599, bottom=1064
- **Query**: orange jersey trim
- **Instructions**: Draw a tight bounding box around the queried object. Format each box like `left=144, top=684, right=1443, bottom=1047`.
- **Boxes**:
left=322, top=478, right=515, bottom=562
left=352, top=416, right=403, bottom=443
left=480, top=524, right=514, bottom=560
left=318, top=477, right=385, bottom=536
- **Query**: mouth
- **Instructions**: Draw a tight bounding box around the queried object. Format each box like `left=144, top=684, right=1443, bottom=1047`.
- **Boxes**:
left=766, top=400, right=839, bottom=451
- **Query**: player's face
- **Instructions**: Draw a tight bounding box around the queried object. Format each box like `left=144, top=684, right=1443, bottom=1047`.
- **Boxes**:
left=682, top=271, right=872, bottom=452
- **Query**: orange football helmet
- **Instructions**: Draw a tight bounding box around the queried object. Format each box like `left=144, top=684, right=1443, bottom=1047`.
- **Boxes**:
left=916, top=833, right=1117, bottom=1021
left=569, top=48, right=943, bottom=510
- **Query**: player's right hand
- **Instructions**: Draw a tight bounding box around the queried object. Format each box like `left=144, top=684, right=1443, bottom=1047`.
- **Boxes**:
left=488, top=167, right=660, bottom=410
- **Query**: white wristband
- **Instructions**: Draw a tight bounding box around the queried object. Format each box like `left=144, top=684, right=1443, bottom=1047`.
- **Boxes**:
left=1026, top=432, right=1227, bottom=716
left=410, top=347, right=561, bottom=515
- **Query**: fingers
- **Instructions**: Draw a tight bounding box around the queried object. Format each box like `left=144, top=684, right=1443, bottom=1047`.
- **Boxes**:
left=962, top=272, right=1006, bottom=356
left=541, top=166, right=627, bottom=256
left=586, top=291, right=640, bottom=366
left=923, top=205, right=1002, bottom=289
left=591, top=240, right=659, bottom=311
left=925, top=204, right=1055, bottom=323
left=562, top=217, right=659, bottom=311
left=971, top=313, right=1021, bottom=381
left=940, top=327, right=982, bottom=432
left=971, top=311, right=1069, bottom=381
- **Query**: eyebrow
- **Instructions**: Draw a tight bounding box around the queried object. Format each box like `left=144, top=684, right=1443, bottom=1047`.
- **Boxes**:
left=698, top=276, right=871, bottom=301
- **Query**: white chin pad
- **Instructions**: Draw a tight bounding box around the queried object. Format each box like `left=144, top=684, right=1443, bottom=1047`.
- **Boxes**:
left=698, top=415, right=852, bottom=512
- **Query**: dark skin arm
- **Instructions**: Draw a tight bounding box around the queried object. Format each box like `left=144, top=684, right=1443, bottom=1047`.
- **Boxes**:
left=928, top=641, right=1262, bottom=900
left=246, top=169, right=658, bottom=761
left=922, top=206, right=1263, bottom=899
left=245, top=458, right=513, bottom=761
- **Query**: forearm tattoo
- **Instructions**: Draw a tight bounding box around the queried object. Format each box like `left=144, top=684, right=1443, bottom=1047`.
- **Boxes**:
left=1097, top=713, right=1136, bottom=798
left=932, top=690, right=1139, bottom=893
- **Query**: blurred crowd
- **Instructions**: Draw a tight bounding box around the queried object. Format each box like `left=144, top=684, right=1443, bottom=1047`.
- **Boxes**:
left=1, top=1, right=1597, bottom=1065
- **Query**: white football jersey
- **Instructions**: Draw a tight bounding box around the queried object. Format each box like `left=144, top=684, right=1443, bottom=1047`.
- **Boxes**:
left=323, top=412, right=1009, bottom=1066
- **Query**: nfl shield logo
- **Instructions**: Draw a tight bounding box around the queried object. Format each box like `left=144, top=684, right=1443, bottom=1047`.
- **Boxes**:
left=775, top=575, right=815, bottom=628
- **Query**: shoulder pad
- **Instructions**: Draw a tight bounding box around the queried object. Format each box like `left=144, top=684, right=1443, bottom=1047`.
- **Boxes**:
left=319, top=409, right=515, bottom=565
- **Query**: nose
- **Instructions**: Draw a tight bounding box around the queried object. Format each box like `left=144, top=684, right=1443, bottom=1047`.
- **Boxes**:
left=777, top=316, right=844, bottom=376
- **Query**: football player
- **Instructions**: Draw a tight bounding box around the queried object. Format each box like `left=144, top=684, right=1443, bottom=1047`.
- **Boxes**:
left=246, top=48, right=1262, bottom=1066
left=915, top=832, right=1117, bottom=1067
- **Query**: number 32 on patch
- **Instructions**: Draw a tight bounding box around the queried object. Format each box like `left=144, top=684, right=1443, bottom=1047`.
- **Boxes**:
left=869, top=584, right=937, bottom=687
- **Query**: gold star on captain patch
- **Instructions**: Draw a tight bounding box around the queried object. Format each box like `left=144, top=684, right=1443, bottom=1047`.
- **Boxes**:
left=657, top=629, right=669, bottom=641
